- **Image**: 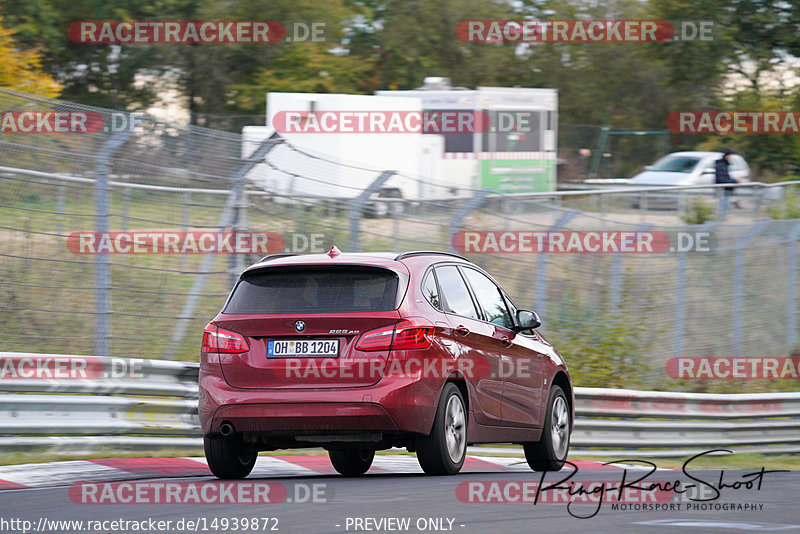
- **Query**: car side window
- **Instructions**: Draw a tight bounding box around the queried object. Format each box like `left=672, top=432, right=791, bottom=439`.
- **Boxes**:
left=502, top=292, right=534, bottom=335
left=503, top=292, right=518, bottom=323
left=421, top=270, right=443, bottom=311
left=434, top=265, right=479, bottom=319
left=461, top=268, right=515, bottom=330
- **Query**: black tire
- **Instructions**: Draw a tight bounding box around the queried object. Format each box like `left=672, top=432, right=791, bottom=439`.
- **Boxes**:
left=523, top=385, right=570, bottom=471
left=416, top=383, right=467, bottom=475
left=328, top=450, right=375, bottom=476
left=204, top=435, right=257, bottom=479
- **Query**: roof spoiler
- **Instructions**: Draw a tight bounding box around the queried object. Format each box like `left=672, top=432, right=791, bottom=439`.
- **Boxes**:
left=394, top=251, right=468, bottom=261
left=257, top=253, right=298, bottom=263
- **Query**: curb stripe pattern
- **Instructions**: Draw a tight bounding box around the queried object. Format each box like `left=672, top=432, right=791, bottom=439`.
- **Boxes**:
left=0, top=456, right=621, bottom=490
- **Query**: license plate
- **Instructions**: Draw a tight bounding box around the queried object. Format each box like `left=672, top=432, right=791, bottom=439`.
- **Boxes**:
left=267, top=339, right=339, bottom=357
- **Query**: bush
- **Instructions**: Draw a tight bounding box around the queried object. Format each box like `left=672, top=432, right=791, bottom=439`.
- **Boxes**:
left=682, top=198, right=715, bottom=225
left=545, top=286, right=656, bottom=389
left=768, top=186, right=800, bottom=220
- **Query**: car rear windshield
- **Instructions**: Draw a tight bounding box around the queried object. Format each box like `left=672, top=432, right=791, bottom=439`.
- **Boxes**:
left=650, top=156, right=702, bottom=173
left=224, top=267, right=401, bottom=314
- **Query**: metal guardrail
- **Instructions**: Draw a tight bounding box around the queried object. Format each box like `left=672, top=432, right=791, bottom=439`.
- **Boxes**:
left=4, top=163, right=797, bottom=203
left=1, top=353, right=798, bottom=457
left=559, top=179, right=798, bottom=196
left=572, top=387, right=800, bottom=456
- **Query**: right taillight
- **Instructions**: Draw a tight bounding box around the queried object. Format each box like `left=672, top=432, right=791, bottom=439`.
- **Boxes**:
left=393, top=319, right=433, bottom=350
left=202, top=323, right=249, bottom=353
left=356, top=318, right=433, bottom=352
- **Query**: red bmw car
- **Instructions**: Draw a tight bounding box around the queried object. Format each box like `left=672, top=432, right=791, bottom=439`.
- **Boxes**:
left=199, top=249, right=573, bottom=478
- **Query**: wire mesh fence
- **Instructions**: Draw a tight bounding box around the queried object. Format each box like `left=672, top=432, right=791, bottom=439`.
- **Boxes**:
left=1, top=88, right=799, bottom=391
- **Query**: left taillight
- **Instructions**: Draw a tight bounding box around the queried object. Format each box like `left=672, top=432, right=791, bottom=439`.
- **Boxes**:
left=202, top=323, right=249, bottom=353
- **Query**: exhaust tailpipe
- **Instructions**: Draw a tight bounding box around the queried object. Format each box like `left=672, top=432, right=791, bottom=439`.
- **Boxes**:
left=219, top=422, right=235, bottom=437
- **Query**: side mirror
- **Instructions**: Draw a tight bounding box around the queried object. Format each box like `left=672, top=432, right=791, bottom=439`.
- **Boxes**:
left=701, top=167, right=715, bottom=175
left=643, top=165, right=653, bottom=171
left=514, top=310, right=541, bottom=332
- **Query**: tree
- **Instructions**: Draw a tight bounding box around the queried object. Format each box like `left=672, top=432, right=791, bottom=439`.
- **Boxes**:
left=231, top=44, right=378, bottom=114
left=152, top=0, right=359, bottom=123
left=649, top=0, right=800, bottom=176
left=345, top=0, right=520, bottom=90
left=0, top=0, right=162, bottom=109
left=0, top=17, right=60, bottom=97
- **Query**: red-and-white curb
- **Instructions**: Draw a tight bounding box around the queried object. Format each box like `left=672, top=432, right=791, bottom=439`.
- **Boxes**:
left=0, top=455, right=629, bottom=490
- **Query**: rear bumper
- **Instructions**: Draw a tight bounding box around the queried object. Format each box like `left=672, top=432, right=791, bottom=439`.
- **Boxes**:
left=209, top=402, right=398, bottom=433
left=199, top=365, right=442, bottom=436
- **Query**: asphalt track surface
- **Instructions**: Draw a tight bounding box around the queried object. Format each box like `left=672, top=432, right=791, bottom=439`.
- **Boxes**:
left=0, top=455, right=797, bottom=534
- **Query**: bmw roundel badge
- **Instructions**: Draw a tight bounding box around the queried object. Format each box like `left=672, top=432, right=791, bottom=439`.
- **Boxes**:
left=295, top=320, right=306, bottom=332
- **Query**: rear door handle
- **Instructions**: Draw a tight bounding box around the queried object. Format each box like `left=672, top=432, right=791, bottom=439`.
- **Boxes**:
left=455, top=326, right=470, bottom=337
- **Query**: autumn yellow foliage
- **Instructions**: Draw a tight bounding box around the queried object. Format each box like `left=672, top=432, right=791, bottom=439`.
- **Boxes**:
left=0, top=17, right=60, bottom=97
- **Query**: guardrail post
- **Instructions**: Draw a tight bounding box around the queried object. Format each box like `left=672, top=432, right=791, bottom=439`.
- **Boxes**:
left=752, top=184, right=763, bottom=221
left=182, top=191, right=191, bottom=230
left=674, top=246, right=687, bottom=358
left=610, top=250, right=623, bottom=312
left=181, top=191, right=191, bottom=271
left=611, top=224, right=652, bottom=312
left=733, top=220, right=769, bottom=357
left=56, top=182, right=65, bottom=235
left=121, top=185, right=131, bottom=232
left=535, top=210, right=578, bottom=316
left=392, top=214, right=400, bottom=251
left=164, top=134, right=283, bottom=359
left=587, top=125, right=609, bottom=180
left=639, top=191, right=648, bottom=223
left=786, top=222, right=800, bottom=350
left=449, top=189, right=491, bottom=254
left=229, top=188, right=249, bottom=287
left=348, top=171, right=396, bottom=252
left=93, top=119, right=141, bottom=357
left=673, top=221, right=715, bottom=358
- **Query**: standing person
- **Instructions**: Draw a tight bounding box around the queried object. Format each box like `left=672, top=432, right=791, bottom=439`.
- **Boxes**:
left=715, top=148, right=741, bottom=220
